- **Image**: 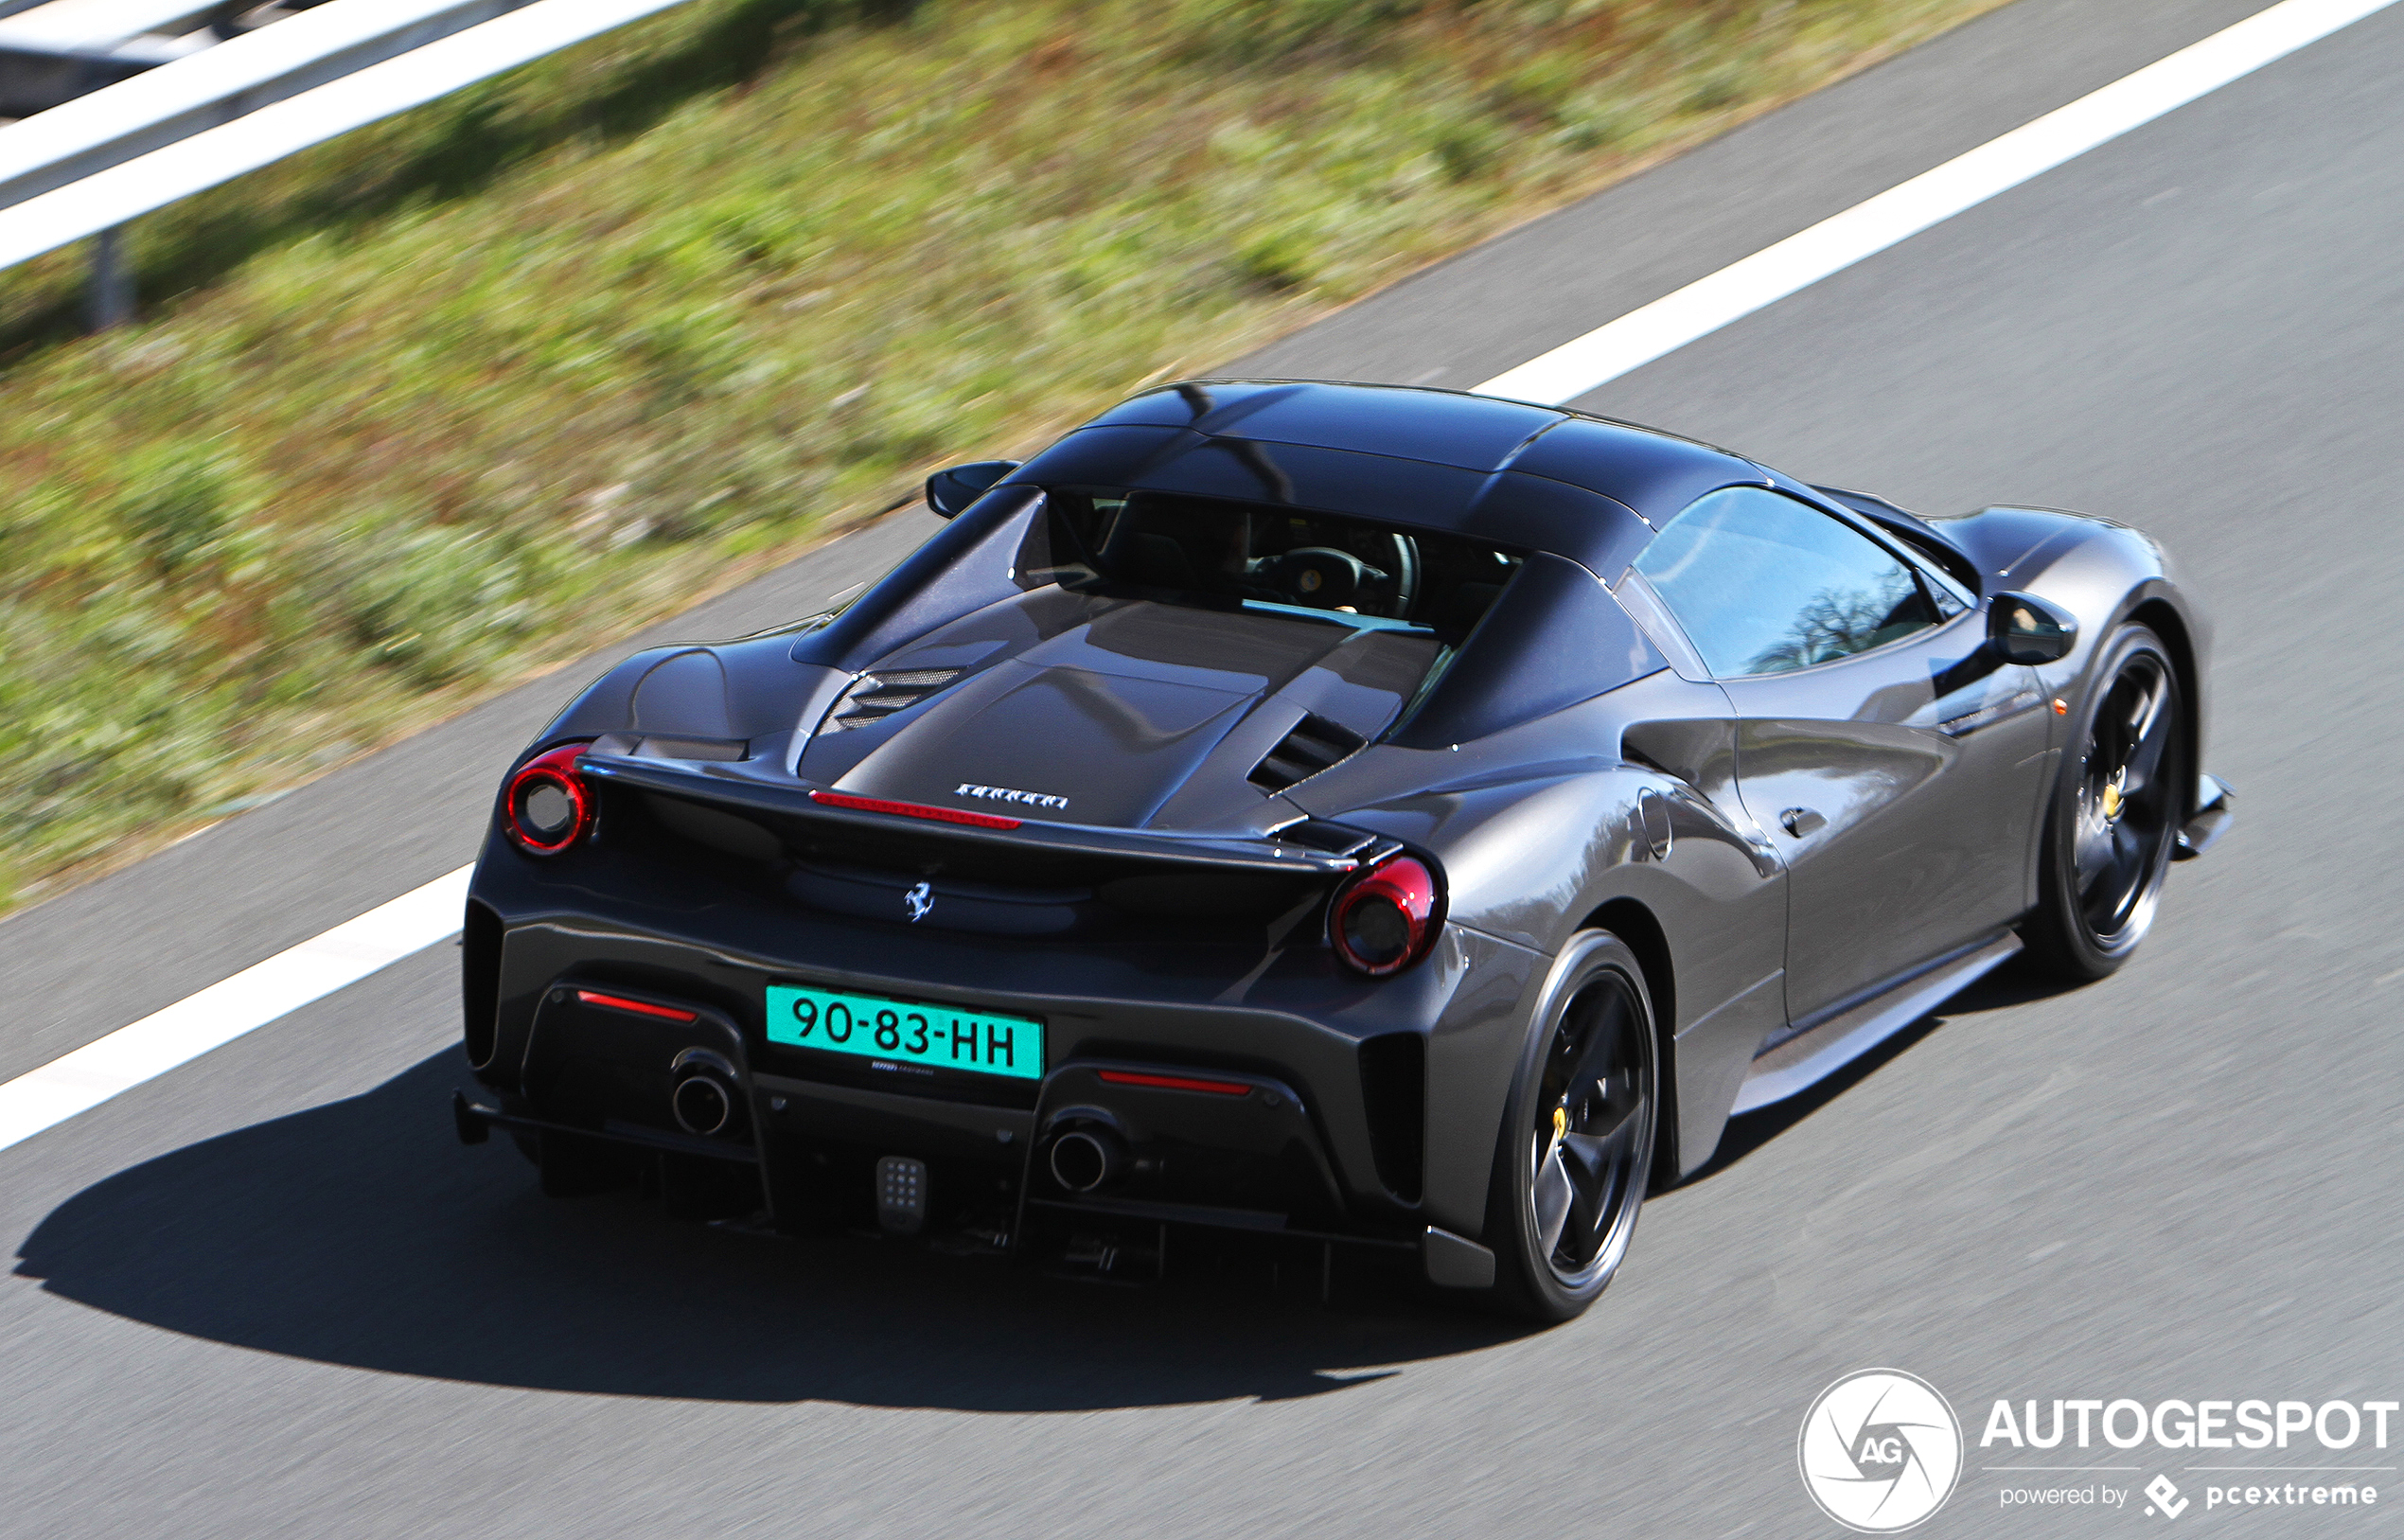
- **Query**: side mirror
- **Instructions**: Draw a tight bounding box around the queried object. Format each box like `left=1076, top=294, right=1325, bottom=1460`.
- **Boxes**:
left=1989, top=591, right=2077, bottom=664
left=924, top=460, right=1020, bottom=519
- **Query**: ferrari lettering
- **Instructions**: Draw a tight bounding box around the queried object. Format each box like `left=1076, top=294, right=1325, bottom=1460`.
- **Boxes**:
left=953, top=783, right=1069, bottom=810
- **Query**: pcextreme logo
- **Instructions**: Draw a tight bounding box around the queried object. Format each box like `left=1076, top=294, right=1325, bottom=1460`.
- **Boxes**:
left=1799, top=1369, right=1965, bottom=1532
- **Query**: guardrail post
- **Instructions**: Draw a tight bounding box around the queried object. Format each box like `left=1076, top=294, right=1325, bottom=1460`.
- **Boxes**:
left=86, top=226, right=133, bottom=330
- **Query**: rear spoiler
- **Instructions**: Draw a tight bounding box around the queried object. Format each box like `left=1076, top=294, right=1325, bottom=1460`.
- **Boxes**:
left=579, top=755, right=1389, bottom=876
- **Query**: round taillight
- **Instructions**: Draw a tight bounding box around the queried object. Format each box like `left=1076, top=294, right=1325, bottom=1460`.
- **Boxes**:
left=504, top=743, right=592, bottom=854
left=1331, top=856, right=1441, bottom=977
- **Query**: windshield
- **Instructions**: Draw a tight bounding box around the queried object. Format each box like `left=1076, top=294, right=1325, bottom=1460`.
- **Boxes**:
left=1024, top=488, right=1524, bottom=642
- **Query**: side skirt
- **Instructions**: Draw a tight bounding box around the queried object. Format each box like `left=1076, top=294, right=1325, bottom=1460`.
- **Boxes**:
left=2173, top=772, right=2235, bottom=860
left=1731, top=931, right=2022, bottom=1114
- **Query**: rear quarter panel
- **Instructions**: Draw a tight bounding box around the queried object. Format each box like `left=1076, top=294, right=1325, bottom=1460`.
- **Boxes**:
left=1290, top=686, right=1788, bottom=1187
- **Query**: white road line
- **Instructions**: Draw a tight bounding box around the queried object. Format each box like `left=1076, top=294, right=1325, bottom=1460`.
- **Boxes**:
left=3, top=0, right=2397, bottom=1159
left=1474, top=0, right=2402, bottom=404
left=0, top=865, right=471, bottom=1155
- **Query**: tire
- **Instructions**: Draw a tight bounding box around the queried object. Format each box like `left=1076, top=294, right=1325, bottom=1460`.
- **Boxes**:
left=2022, top=624, right=2185, bottom=981
left=1483, top=931, right=1660, bottom=1323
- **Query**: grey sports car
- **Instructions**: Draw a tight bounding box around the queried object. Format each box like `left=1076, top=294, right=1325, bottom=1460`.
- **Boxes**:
left=451, top=380, right=2231, bottom=1320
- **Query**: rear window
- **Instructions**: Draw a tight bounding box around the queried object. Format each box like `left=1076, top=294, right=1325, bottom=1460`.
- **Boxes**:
left=1022, top=487, right=1523, bottom=643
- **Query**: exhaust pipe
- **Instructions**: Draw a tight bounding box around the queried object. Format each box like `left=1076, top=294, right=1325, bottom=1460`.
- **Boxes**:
left=671, top=1075, right=735, bottom=1136
left=1048, top=1126, right=1126, bottom=1193
left=668, top=1050, right=746, bottom=1139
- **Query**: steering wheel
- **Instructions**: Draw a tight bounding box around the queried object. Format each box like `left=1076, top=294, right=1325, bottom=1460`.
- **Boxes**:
left=1377, top=531, right=1420, bottom=611
left=1269, top=547, right=1370, bottom=607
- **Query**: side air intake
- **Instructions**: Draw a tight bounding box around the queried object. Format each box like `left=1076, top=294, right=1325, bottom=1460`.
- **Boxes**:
left=1358, top=1033, right=1425, bottom=1203
left=822, top=668, right=962, bottom=732
left=1247, top=713, right=1367, bottom=792
left=461, top=899, right=504, bottom=1070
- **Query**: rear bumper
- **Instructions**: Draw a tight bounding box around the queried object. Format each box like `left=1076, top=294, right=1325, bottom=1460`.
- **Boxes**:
left=451, top=1080, right=1496, bottom=1285
left=460, top=845, right=1546, bottom=1256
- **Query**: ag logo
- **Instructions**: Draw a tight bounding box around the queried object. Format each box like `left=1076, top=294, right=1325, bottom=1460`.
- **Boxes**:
left=1798, top=1369, right=1963, bottom=1532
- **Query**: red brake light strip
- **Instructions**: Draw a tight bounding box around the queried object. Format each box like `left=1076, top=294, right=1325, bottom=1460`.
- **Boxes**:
left=808, top=789, right=1021, bottom=829
left=574, top=989, right=698, bottom=1022
left=1097, top=1069, right=1252, bottom=1097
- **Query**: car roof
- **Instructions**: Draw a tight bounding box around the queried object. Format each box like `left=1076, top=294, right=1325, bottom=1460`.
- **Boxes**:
left=1008, top=379, right=1768, bottom=576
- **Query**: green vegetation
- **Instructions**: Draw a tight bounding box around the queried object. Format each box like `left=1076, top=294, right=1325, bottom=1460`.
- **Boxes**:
left=0, top=0, right=2007, bottom=910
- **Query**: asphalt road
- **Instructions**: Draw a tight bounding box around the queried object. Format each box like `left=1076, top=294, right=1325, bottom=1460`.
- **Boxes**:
left=6, top=0, right=2402, bottom=1533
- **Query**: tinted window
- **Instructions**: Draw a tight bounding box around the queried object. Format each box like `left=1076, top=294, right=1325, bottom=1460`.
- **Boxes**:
left=1634, top=487, right=1942, bottom=677
left=1024, top=488, right=1524, bottom=643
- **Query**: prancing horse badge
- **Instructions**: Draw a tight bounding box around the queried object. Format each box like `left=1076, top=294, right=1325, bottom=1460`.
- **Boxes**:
left=904, top=881, right=934, bottom=923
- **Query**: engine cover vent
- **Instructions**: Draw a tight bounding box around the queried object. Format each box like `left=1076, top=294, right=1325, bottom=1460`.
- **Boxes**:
left=822, top=668, right=962, bottom=733
left=1248, top=713, right=1368, bottom=792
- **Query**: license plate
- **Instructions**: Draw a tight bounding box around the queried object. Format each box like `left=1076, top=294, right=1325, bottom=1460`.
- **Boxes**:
left=764, top=982, right=1044, bottom=1081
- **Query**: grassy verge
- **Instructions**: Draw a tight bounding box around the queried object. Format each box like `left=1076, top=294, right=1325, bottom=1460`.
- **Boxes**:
left=0, top=0, right=2009, bottom=912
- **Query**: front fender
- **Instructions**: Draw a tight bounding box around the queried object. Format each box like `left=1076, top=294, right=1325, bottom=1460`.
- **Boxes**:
left=1943, top=506, right=2214, bottom=819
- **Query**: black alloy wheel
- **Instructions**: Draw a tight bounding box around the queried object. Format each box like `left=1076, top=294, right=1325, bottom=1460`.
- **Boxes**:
left=1488, top=931, right=1659, bottom=1322
left=2025, top=625, right=2185, bottom=980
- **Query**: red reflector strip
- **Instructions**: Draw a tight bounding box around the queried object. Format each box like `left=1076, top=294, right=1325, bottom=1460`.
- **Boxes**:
left=808, top=789, right=1021, bottom=829
left=574, top=989, right=698, bottom=1022
left=1097, top=1069, right=1252, bottom=1097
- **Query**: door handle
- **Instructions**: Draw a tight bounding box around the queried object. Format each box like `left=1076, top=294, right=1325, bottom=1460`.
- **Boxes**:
left=1779, top=806, right=1826, bottom=838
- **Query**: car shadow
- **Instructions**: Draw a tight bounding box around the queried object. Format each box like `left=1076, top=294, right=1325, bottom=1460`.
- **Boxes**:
left=1667, top=953, right=2095, bottom=1191
left=14, top=1051, right=1524, bottom=1410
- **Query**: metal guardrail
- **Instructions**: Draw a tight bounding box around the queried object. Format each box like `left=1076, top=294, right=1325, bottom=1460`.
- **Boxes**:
left=0, top=0, right=698, bottom=324
left=0, top=0, right=224, bottom=44
left=0, top=46, right=163, bottom=122
left=0, top=0, right=537, bottom=206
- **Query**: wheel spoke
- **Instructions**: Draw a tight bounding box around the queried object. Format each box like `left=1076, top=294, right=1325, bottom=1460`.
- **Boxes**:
left=1560, top=992, right=1629, bottom=1104
left=1575, top=1091, right=1641, bottom=1151
left=1532, top=1141, right=1575, bottom=1258
left=2078, top=833, right=2115, bottom=907
left=1556, top=1132, right=1617, bottom=1255
left=1560, top=1128, right=1611, bottom=1170
left=2074, top=809, right=2113, bottom=887
left=2121, top=683, right=2173, bottom=797
left=2126, top=672, right=2166, bottom=743
left=2085, top=822, right=2144, bottom=920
